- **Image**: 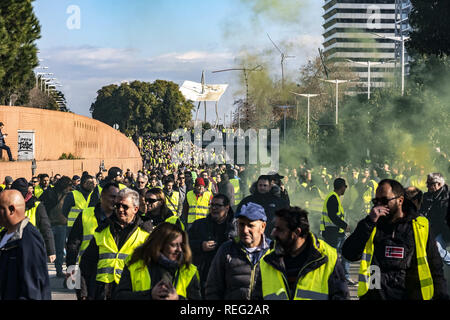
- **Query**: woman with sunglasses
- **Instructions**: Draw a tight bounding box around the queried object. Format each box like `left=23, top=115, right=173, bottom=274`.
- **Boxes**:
left=113, top=222, right=201, bottom=300
left=143, top=188, right=184, bottom=230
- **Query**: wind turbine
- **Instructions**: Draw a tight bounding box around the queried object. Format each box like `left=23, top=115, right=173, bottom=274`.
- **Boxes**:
left=267, top=33, right=295, bottom=90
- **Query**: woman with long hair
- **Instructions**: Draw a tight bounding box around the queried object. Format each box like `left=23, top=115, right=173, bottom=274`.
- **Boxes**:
left=113, top=222, right=201, bottom=300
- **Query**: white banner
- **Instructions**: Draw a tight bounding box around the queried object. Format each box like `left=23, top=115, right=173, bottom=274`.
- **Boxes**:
left=180, top=81, right=228, bottom=102
left=17, top=130, right=35, bottom=161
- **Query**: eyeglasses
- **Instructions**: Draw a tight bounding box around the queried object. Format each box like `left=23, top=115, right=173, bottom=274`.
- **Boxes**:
left=32, top=180, right=38, bottom=183
left=211, top=203, right=225, bottom=208
left=145, top=198, right=159, bottom=204
left=371, top=196, right=401, bottom=206
left=115, top=203, right=130, bottom=211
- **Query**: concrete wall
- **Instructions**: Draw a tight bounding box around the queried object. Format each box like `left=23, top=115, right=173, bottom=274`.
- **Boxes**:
left=0, top=106, right=142, bottom=181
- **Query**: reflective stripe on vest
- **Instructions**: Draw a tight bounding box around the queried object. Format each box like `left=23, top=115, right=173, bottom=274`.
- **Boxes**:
left=78, top=207, right=99, bottom=262
left=25, top=201, right=40, bottom=226
left=186, top=190, right=211, bottom=224
left=94, top=226, right=149, bottom=284
left=165, top=191, right=180, bottom=214
left=260, top=233, right=337, bottom=300
left=128, top=259, right=199, bottom=298
left=320, top=192, right=345, bottom=233
left=230, top=179, right=241, bottom=205
left=357, top=216, right=434, bottom=300
left=68, top=190, right=93, bottom=228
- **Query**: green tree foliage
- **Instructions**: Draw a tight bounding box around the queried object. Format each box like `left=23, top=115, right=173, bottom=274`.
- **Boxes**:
left=408, top=0, right=450, bottom=56
left=0, top=0, right=41, bottom=105
left=90, top=80, right=194, bottom=136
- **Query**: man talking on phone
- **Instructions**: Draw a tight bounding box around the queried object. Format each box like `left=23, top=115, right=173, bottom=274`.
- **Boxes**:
left=342, top=179, right=448, bottom=300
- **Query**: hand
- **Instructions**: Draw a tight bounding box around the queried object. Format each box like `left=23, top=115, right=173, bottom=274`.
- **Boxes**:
left=48, top=255, right=56, bottom=263
left=202, top=240, right=217, bottom=252
left=151, top=280, right=179, bottom=300
left=369, top=206, right=389, bottom=223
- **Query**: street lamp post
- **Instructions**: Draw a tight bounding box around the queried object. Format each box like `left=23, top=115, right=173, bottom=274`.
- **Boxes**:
left=372, top=33, right=410, bottom=96
left=277, top=105, right=295, bottom=145
left=320, top=79, right=353, bottom=125
left=291, top=92, right=320, bottom=143
left=346, top=59, right=384, bottom=100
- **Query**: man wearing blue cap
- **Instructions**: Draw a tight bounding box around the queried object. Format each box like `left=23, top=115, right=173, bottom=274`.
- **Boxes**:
left=205, top=202, right=271, bottom=300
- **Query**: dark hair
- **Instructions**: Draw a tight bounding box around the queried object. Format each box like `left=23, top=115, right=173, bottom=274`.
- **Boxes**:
left=275, top=207, right=310, bottom=237
left=101, top=182, right=120, bottom=195
left=40, top=174, right=49, bottom=180
left=0, top=122, right=3, bottom=126
left=81, top=174, right=94, bottom=185
left=212, top=193, right=230, bottom=207
left=378, top=179, right=405, bottom=198
left=54, top=176, right=72, bottom=193
left=163, top=176, right=174, bottom=185
left=257, top=175, right=271, bottom=183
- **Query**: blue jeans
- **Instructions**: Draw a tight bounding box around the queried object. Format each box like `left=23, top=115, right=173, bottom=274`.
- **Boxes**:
left=436, top=234, right=450, bottom=267
left=337, top=235, right=351, bottom=280
left=52, top=225, right=67, bottom=274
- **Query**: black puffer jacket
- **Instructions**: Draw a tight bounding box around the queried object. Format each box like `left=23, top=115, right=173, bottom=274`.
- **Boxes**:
left=205, top=237, right=271, bottom=300
left=188, top=209, right=236, bottom=296
left=420, top=184, right=450, bottom=242
left=342, top=210, right=448, bottom=300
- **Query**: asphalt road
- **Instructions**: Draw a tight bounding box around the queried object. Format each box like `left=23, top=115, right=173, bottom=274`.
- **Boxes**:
left=47, top=262, right=360, bottom=301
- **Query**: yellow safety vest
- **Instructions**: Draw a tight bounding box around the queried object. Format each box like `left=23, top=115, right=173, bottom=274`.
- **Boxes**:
left=320, top=191, right=345, bottom=233
left=357, top=216, right=434, bottom=300
left=229, top=178, right=241, bottom=206
left=127, top=259, right=199, bottom=298
left=68, top=190, right=93, bottom=228
left=186, top=190, right=212, bottom=224
left=78, top=207, right=99, bottom=261
left=165, top=215, right=185, bottom=231
left=0, top=184, right=5, bottom=190
left=409, top=176, right=427, bottom=193
left=25, top=201, right=40, bottom=226
left=165, top=191, right=180, bottom=214
left=260, top=233, right=337, bottom=300
left=34, top=185, right=53, bottom=199
left=94, top=226, right=149, bottom=284
left=363, top=180, right=378, bottom=214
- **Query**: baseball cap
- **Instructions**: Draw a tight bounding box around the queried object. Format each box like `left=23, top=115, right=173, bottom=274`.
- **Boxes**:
left=268, top=171, right=284, bottom=180
left=235, top=202, right=267, bottom=222
left=72, top=175, right=81, bottom=181
left=108, top=167, right=123, bottom=178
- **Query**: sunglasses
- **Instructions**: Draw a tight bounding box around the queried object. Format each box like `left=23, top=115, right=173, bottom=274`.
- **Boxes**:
left=211, top=203, right=225, bottom=208
left=371, top=196, right=401, bottom=206
left=115, top=203, right=130, bottom=211
left=32, top=180, right=38, bottom=183
left=145, top=198, right=160, bottom=204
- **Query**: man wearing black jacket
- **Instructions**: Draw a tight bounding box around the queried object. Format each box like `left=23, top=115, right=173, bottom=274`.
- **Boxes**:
left=79, top=188, right=152, bottom=300
left=237, top=175, right=289, bottom=238
left=343, top=179, right=448, bottom=300
left=188, top=194, right=236, bottom=297
left=66, top=182, right=119, bottom=300
left=10, top=178, right=56, bottom=263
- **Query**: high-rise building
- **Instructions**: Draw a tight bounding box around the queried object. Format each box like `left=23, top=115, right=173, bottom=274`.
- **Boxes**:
left=322, top=0, right=411, bottom=94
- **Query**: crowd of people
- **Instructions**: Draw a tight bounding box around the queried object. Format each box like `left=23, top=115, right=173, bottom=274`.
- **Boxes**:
left=0, top=134, right=450, bottom=301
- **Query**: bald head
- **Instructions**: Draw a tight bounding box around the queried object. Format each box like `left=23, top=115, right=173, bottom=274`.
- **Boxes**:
left=0, top=190, right=26, bottom=231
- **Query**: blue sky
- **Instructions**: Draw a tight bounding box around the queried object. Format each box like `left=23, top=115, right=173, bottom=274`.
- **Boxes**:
left=33, top=0, right=324, bottom=122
